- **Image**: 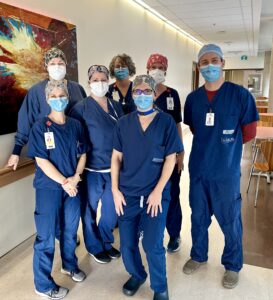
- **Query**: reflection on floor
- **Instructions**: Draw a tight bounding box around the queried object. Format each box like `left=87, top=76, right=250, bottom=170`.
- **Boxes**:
left=0, top=132, right=273, bottom=300
left=241, top=142, right=273, bottom=269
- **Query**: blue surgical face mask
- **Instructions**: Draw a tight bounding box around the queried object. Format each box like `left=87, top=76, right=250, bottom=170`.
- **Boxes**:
left=48, top=97, right=68, bottom=112
left=133, top=94, right=153, bottom=110
left=200, top=64, right=222, bottom=82
left=114, top=67, right=129, bottom=80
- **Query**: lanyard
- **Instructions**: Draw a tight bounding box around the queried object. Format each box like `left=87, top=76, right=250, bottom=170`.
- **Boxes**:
left=107, top=99, right=119, bottom=121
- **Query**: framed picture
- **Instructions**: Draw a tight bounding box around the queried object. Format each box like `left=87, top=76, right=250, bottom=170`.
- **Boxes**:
left=0, top=2, right=79, bottom=135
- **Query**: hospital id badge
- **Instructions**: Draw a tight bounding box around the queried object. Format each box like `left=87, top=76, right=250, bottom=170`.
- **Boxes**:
left=44, top=132, right=55, bottom=149
left=205, top=113, right=214, bottom=126
left=167, top=97, right=174, bottom=110
left=112, top=91, right=120, bottom=102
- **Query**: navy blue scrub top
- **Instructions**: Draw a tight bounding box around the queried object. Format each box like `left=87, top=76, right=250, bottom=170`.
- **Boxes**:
left=69, top=97, right=124, bottom=170
left=28, top=116, right=88, bottom=190
left=154, top=87, right=182, bottom=124
left=184, top=81, right=259, bottom=179
left=108, top=81, right=136, bottom=115
left=13, top=79, right=87, bottom=155
left=113, top=111, right=184, bottom=197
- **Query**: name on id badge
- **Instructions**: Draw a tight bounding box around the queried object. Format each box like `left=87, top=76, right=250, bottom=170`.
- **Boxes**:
left=112, top=91, right=120, bottom=101
left=205, top=113, right=214, bottom=126
left=44, top=132, right=55, bottom=149
left=167, top=97, right=174, bottom=110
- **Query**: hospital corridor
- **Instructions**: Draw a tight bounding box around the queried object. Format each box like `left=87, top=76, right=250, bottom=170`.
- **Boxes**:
left=1, top=0, right=273, bottom=300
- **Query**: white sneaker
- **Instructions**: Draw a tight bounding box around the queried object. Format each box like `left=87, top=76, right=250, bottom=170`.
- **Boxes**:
left=61, top=268, right=86, bottom=282
left=35, top=286, right=69, bottom=299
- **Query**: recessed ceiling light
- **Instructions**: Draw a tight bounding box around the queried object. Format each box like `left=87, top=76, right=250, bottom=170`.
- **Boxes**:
left=131, top=0, right=203, bottom=46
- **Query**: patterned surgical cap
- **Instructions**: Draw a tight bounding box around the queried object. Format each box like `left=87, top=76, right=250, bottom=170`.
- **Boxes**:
left=44, top=47, right=67, bottom=67
left=45, top=80, right=68, bottom=99
left=88, top=65, right=109, bottom=80
left=146, top=53, right=168, bottom=70
left=132, top=75, right=156, bottom=92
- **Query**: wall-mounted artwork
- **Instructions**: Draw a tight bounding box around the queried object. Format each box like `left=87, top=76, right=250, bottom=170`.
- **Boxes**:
left=0, top=2, right=78, bottom=135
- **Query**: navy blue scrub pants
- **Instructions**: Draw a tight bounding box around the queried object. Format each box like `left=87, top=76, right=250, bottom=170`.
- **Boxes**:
left=189, top=175, right=243, bottom=272
left=33, top=189, right=80, bottom=292
left=81, top=171, right=117, bottom=254
left=119, top=195, right=170, bottom=293
left=166, top=164, right=182, bottom=238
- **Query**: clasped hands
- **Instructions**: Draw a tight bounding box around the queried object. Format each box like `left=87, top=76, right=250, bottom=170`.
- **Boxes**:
left=61, top=173, right=81, bottom=197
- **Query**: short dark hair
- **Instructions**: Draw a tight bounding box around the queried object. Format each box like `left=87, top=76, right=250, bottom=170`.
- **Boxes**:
left=109, top=53, right=136, bottom=78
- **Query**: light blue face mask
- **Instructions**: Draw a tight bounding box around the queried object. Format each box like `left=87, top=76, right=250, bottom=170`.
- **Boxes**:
left=114, top=67, right=129, bottom=80
left=133, top=94, right=153, bottom=110
left=48, top=97, right=68, bottom=112
left=200, top=64, right=222, bottom=82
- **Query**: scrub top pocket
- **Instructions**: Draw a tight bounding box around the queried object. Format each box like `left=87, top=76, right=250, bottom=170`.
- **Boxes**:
left=152, top=145, right=165, bottom=163
left=219, top=115, right=239, bottom=144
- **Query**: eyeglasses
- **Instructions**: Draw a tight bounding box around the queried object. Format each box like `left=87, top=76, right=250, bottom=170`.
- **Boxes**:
left=132, top=89, right=153, bottom=96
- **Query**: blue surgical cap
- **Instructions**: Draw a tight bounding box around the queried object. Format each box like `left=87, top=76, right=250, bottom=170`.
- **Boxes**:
left=198, top=44, right=224, bottom=62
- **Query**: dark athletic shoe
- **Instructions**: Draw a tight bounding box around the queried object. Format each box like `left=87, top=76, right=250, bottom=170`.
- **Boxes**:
left=153, top=289, right=169, bottom=300
left=106, top=247, right=121, bottom=259
left=167, top=236, right=181, bottom=253
left=89, top=251, right=111, bottom=264
left=122, top=276, right=146, bottom=296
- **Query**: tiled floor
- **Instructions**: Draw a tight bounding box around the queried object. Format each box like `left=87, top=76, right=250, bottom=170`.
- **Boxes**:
left=0, top=132, right=273, bottom=300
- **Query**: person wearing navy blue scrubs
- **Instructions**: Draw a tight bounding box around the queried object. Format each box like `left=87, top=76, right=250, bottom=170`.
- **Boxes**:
left=108, top=54, right=136, bottom=114
left=147, top=53, right=184, bottom=253
left=69, top=65, right=123, bottom=264
left=111, top=75, right=183, bottom=300
left=5, top=48, right=86, bottom=248
left=28, top=81, right=88, bottom=299
left=183, top=44, right=259, bottom=289
left=6, top=47, right=86, bottom=170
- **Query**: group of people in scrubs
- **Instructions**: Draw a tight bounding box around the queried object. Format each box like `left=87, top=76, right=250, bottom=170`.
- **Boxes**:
left=5, top=42, right=258, bottom=300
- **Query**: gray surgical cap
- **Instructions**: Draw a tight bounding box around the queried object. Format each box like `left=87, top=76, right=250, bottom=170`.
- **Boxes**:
left=198, top=44, right=224, bottom=62
left=132, top=75, right=156, bottom=91
left=45, top=80, right=68, bottom=99
left=88, top=65, right=109, bottom=80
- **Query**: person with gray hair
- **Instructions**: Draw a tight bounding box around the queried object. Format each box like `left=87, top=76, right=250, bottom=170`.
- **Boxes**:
left=111, top=74, right=184, bottom=300
left=27, top=80, right=88, bottom=299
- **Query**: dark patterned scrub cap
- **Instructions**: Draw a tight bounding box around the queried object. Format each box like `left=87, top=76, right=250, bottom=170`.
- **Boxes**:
left=44, top=47, right=67, bottom=67
left=132, top=75, right=156, bottom=92
left=147, top=53, right=168, bottom=70
left=45, top=80, right=68, bottom=99
left=88, top=65, right=109, bottom=80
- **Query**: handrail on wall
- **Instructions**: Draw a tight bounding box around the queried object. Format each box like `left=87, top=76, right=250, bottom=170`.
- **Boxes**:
left=0, top=159, right=35, bottom=188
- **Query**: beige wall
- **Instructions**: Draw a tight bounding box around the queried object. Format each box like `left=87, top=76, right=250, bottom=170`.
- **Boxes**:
left=224, top=53, right=265, bottom=70
left=0, top=0, right=201, bottom=256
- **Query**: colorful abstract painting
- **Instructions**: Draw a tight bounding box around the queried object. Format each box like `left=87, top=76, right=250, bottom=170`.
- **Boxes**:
left=0, top=2, right=79, bottom=135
